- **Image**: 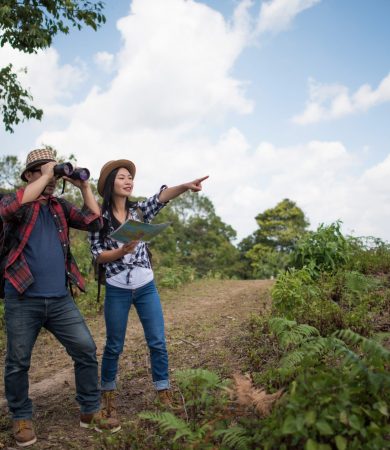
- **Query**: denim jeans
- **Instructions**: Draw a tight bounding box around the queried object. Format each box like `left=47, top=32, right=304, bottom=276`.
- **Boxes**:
left=101, top=280, right=169, bottom=391
left=4, top=292, right=100, bottom=419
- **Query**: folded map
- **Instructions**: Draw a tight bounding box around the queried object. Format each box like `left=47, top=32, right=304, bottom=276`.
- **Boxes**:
left=109, top=219, right=170, bottom=243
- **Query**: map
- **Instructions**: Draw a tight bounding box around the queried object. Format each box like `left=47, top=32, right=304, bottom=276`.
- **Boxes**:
left=109, top=219, right=170, bottom=243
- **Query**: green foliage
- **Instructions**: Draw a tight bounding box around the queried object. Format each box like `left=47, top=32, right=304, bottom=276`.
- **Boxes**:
left=239, top=198, right=309, bottom=279
left=243, top=198, right=309, bottom=253
left=268, top=317, right=319, bottom=349
left=155, top=265, right=195, bottom=289
left=0, top=0, right=105, bottom=132
left=347, top=236, right=390, bottom=275
left=152, top=191, right=241, bottom=279
left=256, top=328, right=390, bottom=450
left=292, top=221, right=351, bottom=277
left=0, top=65, right=43, bottom=132
left=139, top=411, right=208, bottom=444
left=139, top=369, right=232, bottom=449
left=0, top=0, right=105, bottom=52
left=174, top=368, right=230, bottom=420
left=246, top=243, right=290, bottom=279
left=271, top=267, right=343, bottom=334
left=0, top=154, right=23, bottom=189
left=214, top=426, right=251, bottom=450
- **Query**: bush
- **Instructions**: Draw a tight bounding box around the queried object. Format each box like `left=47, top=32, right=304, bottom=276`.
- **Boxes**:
left=271, top=268, right=343, bottom=334
left=256, top=329, right=390, bottom=450
left=347, top=236, right=390, bottom=275
left=292, top=222, right=351, bottom=277
left=155, top=265, right=196, bottom=289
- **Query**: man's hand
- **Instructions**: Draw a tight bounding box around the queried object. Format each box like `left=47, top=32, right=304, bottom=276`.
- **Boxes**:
left=40, top=161, right=56, bottom=178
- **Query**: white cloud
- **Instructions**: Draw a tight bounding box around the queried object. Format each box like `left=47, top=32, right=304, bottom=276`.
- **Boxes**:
left=293, top=73, right=390, bottom=124
left=0, top=44, right=86, bottom=115
left=257, top=0, right=321, bottom=34
left=94, top=51, right=115, bottom=73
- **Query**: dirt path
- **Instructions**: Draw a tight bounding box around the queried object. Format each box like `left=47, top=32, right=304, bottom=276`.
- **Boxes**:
left=0, top=279, right=272, bottom=449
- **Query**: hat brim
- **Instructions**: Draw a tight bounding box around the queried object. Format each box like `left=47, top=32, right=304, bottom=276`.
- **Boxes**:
left=21, top=158, right=56, bottom=182
left=97, top=160, right=136, bottom=197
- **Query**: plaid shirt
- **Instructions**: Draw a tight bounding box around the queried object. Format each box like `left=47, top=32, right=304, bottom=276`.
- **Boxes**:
left=89, top=187, right=167, bottom=278
left=0, top=188, right=102, bottom=294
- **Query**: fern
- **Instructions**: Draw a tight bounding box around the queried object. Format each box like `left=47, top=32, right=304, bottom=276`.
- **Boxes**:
left=335, top=329, right=390, bottom=365
left=268, top=317, right=319, bottom=349
left=139, top=411, right=199, bottom=442
left=214, top=425, right=251, bottom=450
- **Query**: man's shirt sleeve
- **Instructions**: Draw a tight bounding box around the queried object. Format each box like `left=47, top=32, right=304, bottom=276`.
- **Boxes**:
left=60, top=198, right=102, bottom=232
left=0, top=189, right=29, bottom=222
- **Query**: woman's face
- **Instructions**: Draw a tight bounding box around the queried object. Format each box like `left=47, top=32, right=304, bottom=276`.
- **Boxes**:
left=113, top=167, right=133, bottom=197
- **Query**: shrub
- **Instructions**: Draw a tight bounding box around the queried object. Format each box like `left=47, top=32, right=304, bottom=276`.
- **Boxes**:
left=347, top=236, right=390, bottom=275
left=271, top=268, right=343, bottom=334
left=257, top=329, right=390, bottom=450
left=155, top=265, right=196, bottom=289
left=292, top=222, right=351, bottom=277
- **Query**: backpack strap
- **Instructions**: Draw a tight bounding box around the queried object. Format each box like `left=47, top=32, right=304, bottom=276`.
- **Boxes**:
left=95, top=216, right=109, bottom=303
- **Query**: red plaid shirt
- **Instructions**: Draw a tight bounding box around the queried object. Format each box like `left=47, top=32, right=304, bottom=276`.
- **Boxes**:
left=0, top=188, right=102, bottom=294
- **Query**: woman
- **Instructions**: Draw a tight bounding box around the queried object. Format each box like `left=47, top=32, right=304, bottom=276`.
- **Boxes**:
left=89, top=159, right=208, bottom=421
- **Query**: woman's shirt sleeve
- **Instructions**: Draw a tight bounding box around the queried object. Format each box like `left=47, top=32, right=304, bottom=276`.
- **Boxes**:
left=88, top=229, right=108, bottom=260
left=137, top=185, right=168, bottom=223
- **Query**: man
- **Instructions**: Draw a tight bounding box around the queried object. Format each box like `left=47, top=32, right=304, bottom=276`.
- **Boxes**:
left=0, top=149, right=120, bottom=448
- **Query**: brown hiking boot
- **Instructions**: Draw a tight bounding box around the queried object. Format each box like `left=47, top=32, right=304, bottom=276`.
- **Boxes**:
left=80, top=410, right=121, bottom=433
left=12, top=419, right=37, bottom=447
left=156, top=389, right=174, bottom=407
left=101, top=390, right=119, bottom=421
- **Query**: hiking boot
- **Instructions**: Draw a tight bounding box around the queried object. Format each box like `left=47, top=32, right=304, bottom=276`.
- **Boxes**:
left=12, top=419, right=37, bottom=447
left=101, top=390, right=119, bottom=421
left=80, top=410, right=121, bottom=433
left=156, top=389, right=174, bottom=407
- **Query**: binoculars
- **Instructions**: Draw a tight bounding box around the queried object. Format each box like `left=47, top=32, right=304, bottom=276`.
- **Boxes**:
left=53, top=163, right=90, bottom=181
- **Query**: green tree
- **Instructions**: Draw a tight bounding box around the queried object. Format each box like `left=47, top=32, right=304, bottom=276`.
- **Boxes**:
left=252, top=199, right=309, bottom=252
left=0, top=154, right=23, bottom=191
left=239, top=199, right=309, bottom=278
left=0, top=0, right=105, bottom=132
left=152, top=192, right=241, bottom=278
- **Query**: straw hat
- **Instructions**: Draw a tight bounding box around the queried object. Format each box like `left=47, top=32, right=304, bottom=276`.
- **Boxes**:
left=97, top=160, right=136, bottom=197
left=21, top=148, right=57, bottom=181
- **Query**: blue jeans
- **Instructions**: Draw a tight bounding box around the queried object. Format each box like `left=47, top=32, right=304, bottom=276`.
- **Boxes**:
left=4, top=293, right=100, bottom=419
left=101, top=280, right=169, bottom=391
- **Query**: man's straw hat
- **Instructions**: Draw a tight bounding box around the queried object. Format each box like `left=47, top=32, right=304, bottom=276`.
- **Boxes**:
left=21, top=148, right=57, bottom=182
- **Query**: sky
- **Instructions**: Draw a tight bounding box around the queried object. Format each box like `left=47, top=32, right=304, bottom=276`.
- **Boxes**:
left=1, top=0, right=390, bottom=242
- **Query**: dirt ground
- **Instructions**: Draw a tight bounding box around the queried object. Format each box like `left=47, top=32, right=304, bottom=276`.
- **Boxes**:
left=0, top=279, right=272, bottom=449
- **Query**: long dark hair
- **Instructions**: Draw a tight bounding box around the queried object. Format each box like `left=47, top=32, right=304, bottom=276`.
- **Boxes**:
left=101, top=167, right=137, bottom=231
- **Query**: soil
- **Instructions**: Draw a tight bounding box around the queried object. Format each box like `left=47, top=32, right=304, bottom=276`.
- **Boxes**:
left=0, top=279, right=272, bottom=449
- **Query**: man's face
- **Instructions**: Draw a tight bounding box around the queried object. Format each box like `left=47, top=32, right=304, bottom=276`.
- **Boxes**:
left=26, top=166, right=58, bottom=196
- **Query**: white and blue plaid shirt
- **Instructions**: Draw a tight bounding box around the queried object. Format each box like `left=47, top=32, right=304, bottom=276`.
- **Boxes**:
left=89, top=187, right=167, bottom=278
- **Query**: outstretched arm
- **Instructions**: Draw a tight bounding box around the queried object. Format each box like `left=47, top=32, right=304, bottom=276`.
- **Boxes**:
left=158, top=176, right=209, bottom=203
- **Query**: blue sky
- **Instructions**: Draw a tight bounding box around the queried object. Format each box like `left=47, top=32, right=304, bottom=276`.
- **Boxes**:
left=1, top=0, right=390, bottom=241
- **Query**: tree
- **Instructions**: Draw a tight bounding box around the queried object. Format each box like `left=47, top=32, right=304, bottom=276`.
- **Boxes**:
left=248, top=199, right=309, bottom=253
left=239, top=199, right=309, bottom=278
left=0, top=0, right=106, bottom=132
left=0, top=154, right=23, bottom=191
left=152, top=192, right=241, bottom=278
